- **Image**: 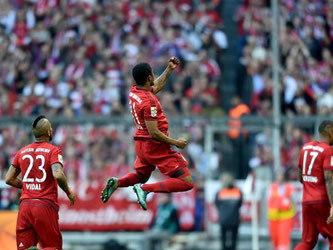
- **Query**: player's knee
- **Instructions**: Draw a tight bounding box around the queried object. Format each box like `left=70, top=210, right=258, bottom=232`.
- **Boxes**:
left=184, top=181, right=194, bottom=191
left=141, top=175, right=150, bottom=183
left=182, top=176, right=194, bottom=191
left=137, top=172, right=150, bottom=183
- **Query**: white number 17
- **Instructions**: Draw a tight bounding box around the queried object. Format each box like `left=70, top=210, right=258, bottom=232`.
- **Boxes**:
left=302, top=151, right=319, bottom=175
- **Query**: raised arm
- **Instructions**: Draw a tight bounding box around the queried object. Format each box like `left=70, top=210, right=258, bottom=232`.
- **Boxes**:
left=52, top=163, right=75, bottom=205
left=145, top=120, right=187, bottom=149
left=5, top=166, right=22, bottom=189
left=152, top=57, right=180, bottom=94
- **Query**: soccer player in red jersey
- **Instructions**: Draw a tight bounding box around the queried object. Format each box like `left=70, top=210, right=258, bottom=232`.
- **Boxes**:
left=101, top=57, right=193, bottom=210
left=5, top=116, right=76, bottom=250
left=295, top=120, right=333, bottom=250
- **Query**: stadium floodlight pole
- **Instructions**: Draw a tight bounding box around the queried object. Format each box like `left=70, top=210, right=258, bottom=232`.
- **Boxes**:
left=272, top=0, right=281, bottom=173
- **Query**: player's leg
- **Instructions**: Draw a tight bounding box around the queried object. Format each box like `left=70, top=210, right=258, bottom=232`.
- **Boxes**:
left=132, top=143, right=193, bottom=210
left=141, top=167, right=193, bottom=193
left=140, top=147, right=194, bottom=193
left=294, top=204, right=319, bottom=250
left=16, top=204, right=38, bottom=250
left=101, top=172, right=149, bottom=203
left=133, top=168, right=193, bottom=211
left=101, top=157, right=154, bottom=203
left=101, top=141, right=154, bottom=203
left=32, top=202, right=62, bottom=250
left=133, top=168, right=193, bottom=210
left=133, top=170, right=193, bottom=211
left=316, top=204, right=333, bottom=250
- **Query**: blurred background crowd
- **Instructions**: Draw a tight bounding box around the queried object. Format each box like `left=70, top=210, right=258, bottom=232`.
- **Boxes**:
left=0, top=0, right=331, bottom=223
left=236, top=0, right=333, bottom=116
left=0, top=0, right=225, bottom=117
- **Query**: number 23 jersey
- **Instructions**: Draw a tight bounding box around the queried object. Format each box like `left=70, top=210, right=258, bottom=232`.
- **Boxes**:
left=12, top=141, right=64, bottom=206
left=129, top=85, right=169, bottom=139
left=298, top=141, right=333, bottom=204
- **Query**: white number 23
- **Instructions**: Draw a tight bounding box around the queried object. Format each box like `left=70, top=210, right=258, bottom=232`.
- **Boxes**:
left=22, top=155, right=47, bottom=183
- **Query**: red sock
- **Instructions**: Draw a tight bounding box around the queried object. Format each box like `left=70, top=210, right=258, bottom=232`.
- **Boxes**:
left=141, top=178, right=193, bottom=193
left=118, top=173, right=145, bottom=187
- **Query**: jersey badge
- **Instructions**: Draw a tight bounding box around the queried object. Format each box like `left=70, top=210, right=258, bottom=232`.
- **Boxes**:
left=58, top=154, right=64, bottom=164
left=151, top=107, right=157, bottom=117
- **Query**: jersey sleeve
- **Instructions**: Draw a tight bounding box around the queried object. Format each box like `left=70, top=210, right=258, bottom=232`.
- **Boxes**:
left=142, top=95, right=158, bottom=121
left=323, top=147, right=333, bottom=171
left=11, top=152, right=20, bottom=169
left=50, top=147, right=64, bottom=167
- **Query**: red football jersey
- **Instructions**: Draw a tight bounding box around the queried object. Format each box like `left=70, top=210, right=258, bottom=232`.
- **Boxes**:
left=298, top=141, right=333, bottom=204
left=12, top=142, right=64, bottom=208
left=129, top=85, right=169, bottom=139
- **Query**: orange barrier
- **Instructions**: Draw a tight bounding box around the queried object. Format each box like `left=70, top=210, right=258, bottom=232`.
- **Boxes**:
left=0, top=211, right=17, bottom=250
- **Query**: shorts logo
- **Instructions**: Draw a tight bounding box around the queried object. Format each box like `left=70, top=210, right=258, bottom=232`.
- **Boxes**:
left=19, top=242, right=24, bottom=247
left=151, top=107, right=157, bottom=117
left=58, top=154, right=64, bottom=164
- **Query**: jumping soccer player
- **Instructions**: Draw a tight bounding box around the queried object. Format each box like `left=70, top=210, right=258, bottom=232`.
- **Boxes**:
left=295, top=120, right=333, bottom=250
left=5, top=116, right=75, bottom=250
left=101, top=57, right=193, bottom=210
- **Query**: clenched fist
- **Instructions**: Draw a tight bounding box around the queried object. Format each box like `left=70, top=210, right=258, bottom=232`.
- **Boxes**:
left=168, top=57, right=180, bottom=70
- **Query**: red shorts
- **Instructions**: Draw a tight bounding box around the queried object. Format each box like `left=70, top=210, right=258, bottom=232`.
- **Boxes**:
left=301, top=203, right=333, bottom=244
left=134, top=139, right=188, bottom=177
left=16, top=199, right=62, bottom=250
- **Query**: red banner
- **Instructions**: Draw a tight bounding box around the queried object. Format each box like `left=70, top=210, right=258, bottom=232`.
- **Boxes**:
left=58, top=182, right=157, bottom=231
left=173, top=189, right=197, bottom=230
left=58, top=181, right=196, bottom=231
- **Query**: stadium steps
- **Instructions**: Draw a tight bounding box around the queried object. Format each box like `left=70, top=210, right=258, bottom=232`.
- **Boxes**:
left=219, top=0, right=241, bottom=111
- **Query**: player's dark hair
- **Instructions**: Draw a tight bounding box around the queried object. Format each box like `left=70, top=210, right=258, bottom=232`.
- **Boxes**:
left=32, top=115, right=46, bottom=128
left=318, top=120, right=333, bottom=136
left=132, top=63, right=152, bottom=86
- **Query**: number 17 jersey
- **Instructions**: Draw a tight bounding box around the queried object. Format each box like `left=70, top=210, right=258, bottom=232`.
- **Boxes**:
left=12, top=141, right=64, bottom=207
left=298, top=141, right=333, bottom=204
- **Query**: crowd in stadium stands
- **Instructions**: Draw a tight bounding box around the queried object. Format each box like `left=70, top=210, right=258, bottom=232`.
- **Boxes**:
left=236, top=0, right=333, bottom=116
left=0, top=0, right=332, bottom=210
left=0, top=0, right=225, bottom=116
left=249, top=123, right=313, bottom=181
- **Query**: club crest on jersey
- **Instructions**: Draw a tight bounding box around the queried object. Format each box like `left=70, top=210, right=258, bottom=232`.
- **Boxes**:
left=58, top=154, right=64, bottom=164
left=151, top=107, right=157, bottom=117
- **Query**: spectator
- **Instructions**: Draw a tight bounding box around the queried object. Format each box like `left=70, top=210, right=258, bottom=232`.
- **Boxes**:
left=0, top=0, right=225, bottom=117
left=267, top=170, right=296, bottom=250
left=227, top=95, right=251, bottom=179
left=151, top=193, right=179, bottom=234
left=235, top=0, right=333, bottom=115
left=215, top=173, right=242, bottom=250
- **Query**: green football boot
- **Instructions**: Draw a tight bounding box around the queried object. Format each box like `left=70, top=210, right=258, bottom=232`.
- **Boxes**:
left=133, top=184, right=148, bottom=210
left=101, top=177, right=119, bottom=203
left=27, top=246, right=38, bottom=250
